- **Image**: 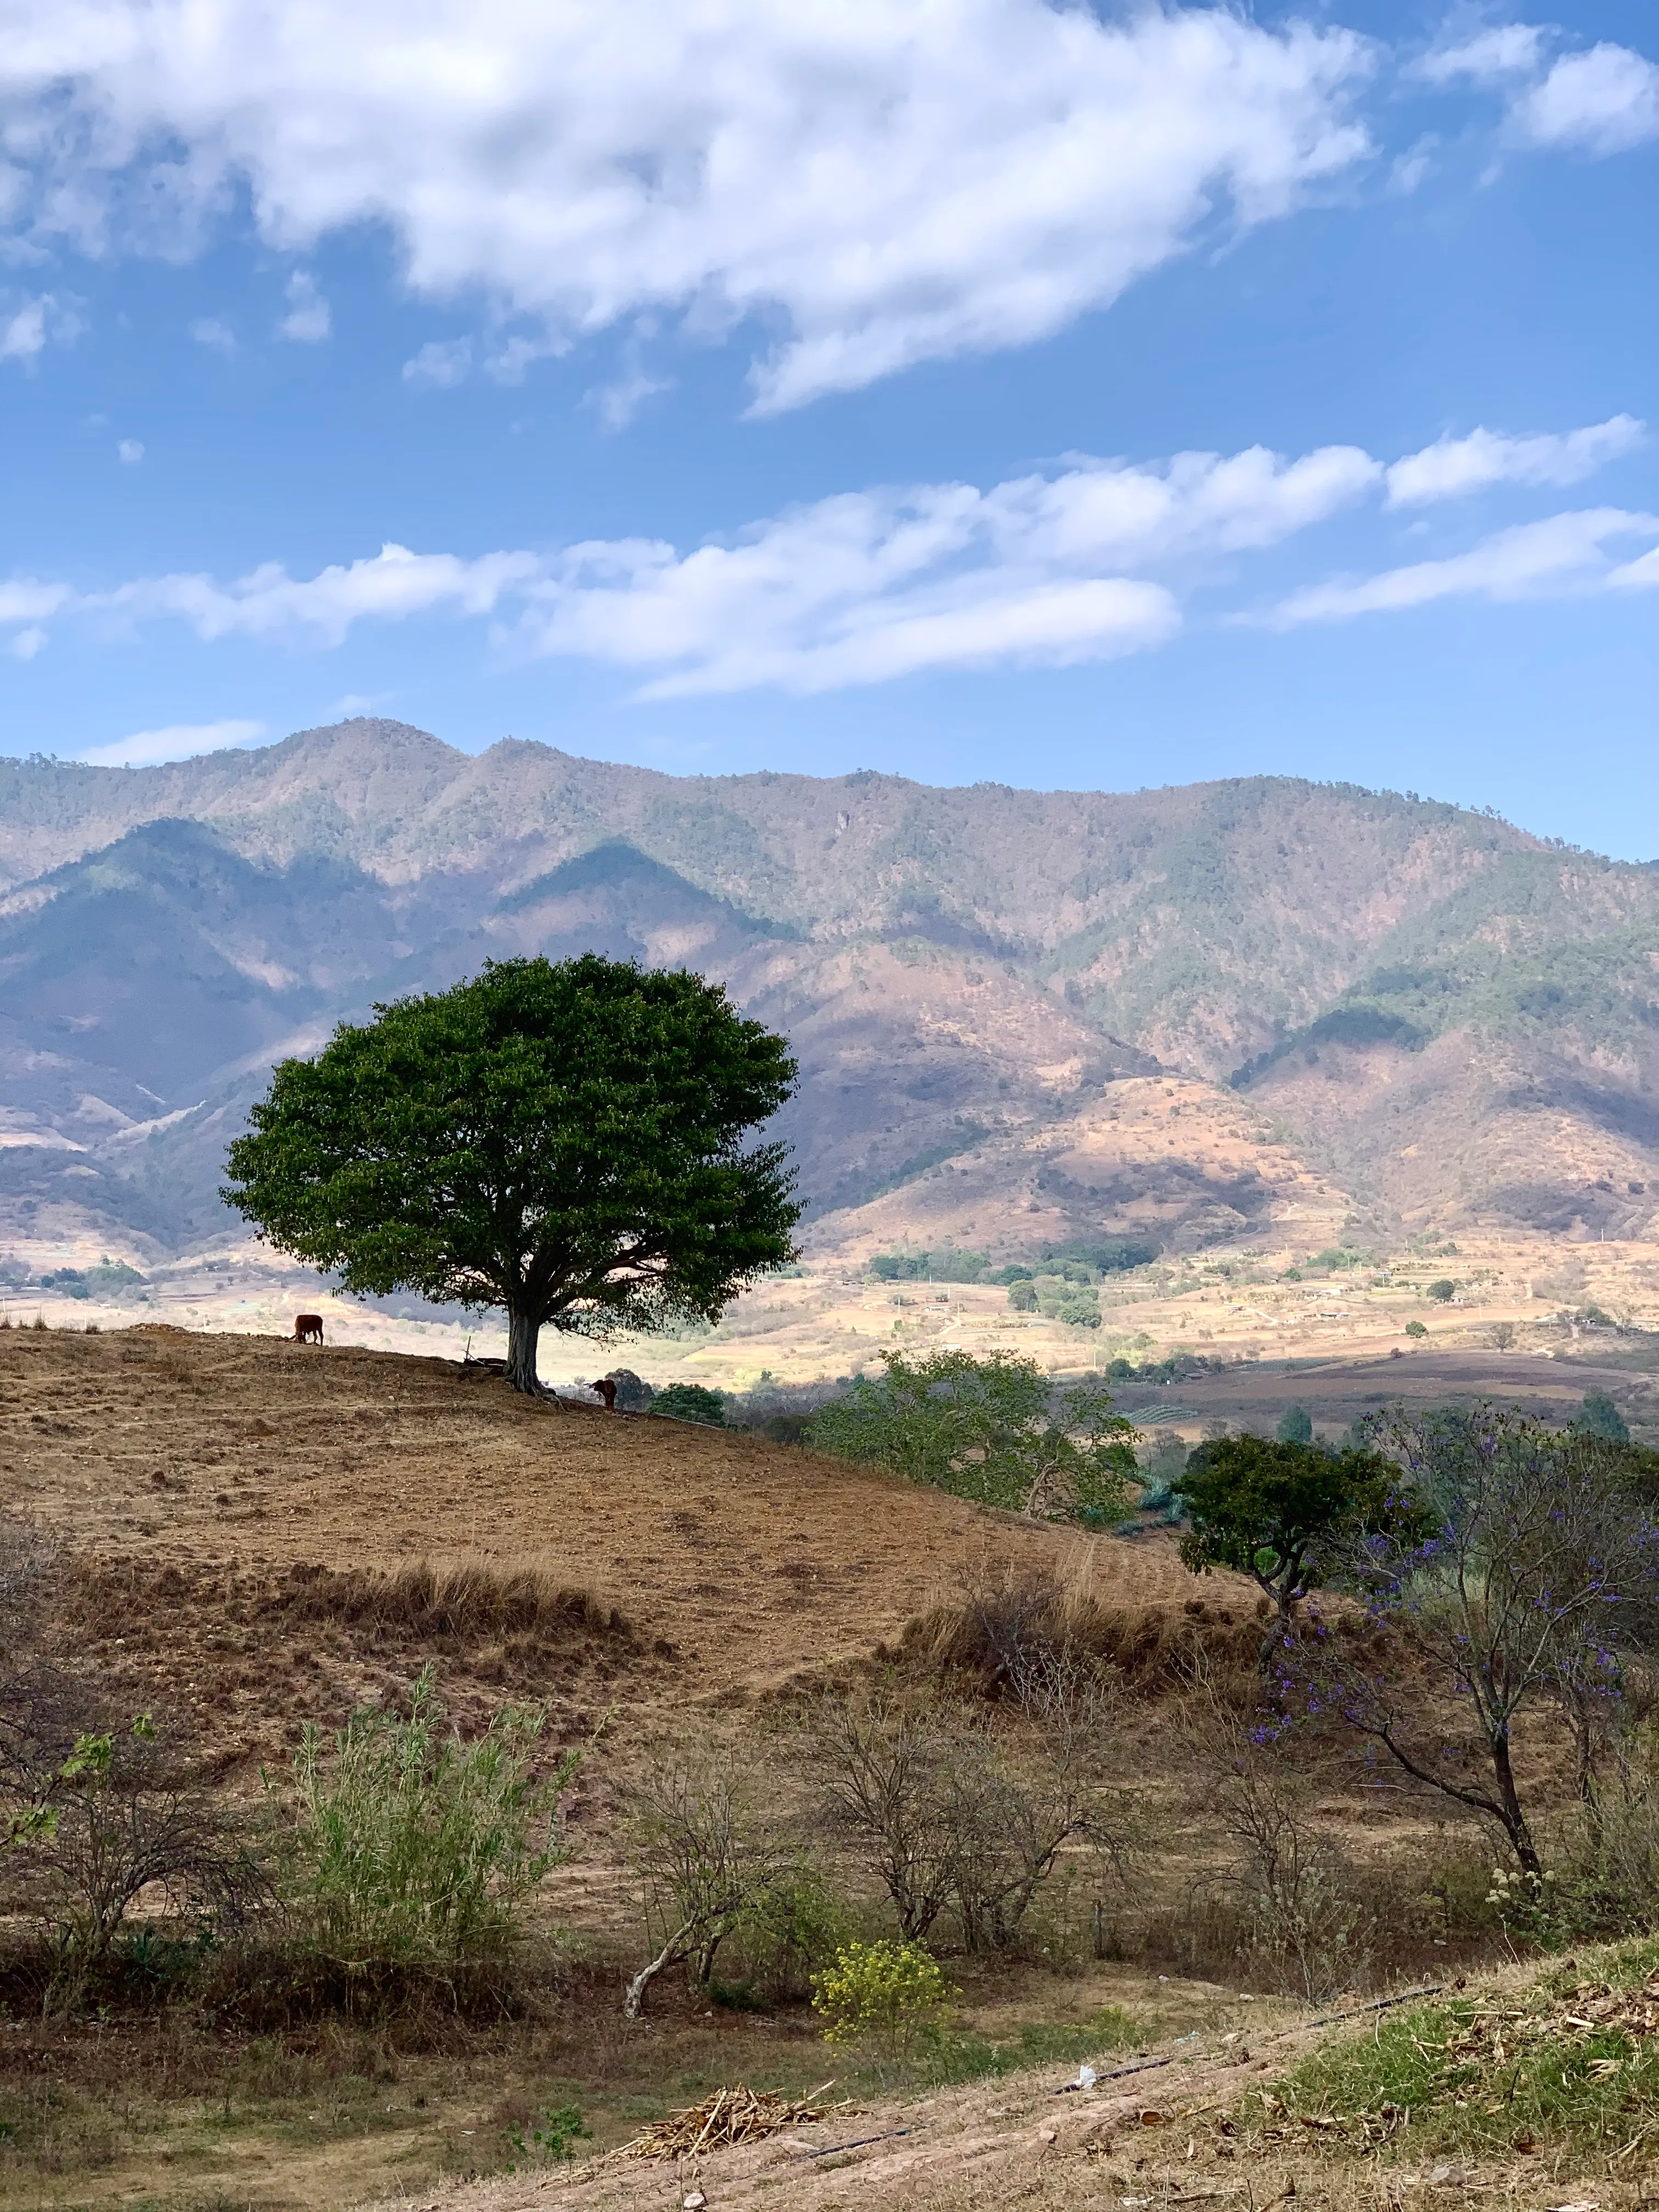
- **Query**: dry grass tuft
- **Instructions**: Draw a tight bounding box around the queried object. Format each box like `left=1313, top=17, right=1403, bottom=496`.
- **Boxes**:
left=901, top=1570, right=1262, bottom=1695
left=270, top=1559, right=633, bottom=1643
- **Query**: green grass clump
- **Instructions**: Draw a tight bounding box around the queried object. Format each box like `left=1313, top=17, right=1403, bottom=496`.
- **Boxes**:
left=1267, top=1940, right=1659, bottom=2160
left=926, top=2005, right=1140, bottom=2087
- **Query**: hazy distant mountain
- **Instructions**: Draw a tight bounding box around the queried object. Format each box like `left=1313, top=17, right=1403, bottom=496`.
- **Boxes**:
left=1, top=717, right=1655, bottom=1262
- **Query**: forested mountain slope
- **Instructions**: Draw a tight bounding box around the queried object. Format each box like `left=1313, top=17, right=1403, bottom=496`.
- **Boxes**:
left=1, top=718, right=1655, bottom=1262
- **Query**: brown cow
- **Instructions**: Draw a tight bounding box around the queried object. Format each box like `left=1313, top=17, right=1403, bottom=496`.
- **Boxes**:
left=294, top=1313, right=324, bottom=1344
left=590, top=1376, right=618, bottom=1411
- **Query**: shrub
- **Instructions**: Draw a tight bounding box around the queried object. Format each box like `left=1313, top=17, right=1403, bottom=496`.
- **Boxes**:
left=1404, top=1319, right=1428, bottom=1338
left=1575, top=1390, right=1630, bottom=1444
left=1007, top=1280, right=1037, bottom=1313
left=812, top=1939, right=955, bottom=2064
left=650, top=1382, right=727, bottom=1426
left=23, top=1719, right=261, bottom=2005
left=1426, top=1278, right=1455, bottom=1302
left=275, top=1665, right=572, bottom=1988
left=1276, top=1404, right=1313, bottom=1446
left=805, top=1350, right=1135, bottom=1522
left=506, top=2104, right=589, bottom=2164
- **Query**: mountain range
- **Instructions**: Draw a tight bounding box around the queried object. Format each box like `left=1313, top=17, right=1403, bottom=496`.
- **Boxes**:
left=2, top=716, right=1656, bottom=1271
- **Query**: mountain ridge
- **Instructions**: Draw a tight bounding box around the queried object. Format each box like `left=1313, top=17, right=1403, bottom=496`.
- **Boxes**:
left=1, top=719, right=1655, bottom=1263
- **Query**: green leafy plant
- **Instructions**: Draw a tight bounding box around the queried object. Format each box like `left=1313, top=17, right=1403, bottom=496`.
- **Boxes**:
left=224, top=955, right=800, bottom=1395
left=1575, top=1390, right=1630, bottom=1443
left=1427, top=1278, right=1456, bottom=1302
left=650, top=1382, right=727, bottom=1426
left=806, top=1350, right=1135, bottom=1522
left=275, top=1666, right=573, bottom=1983
left=1404, top=1319, right=1429, bottom=1339
left=506, top=2104, right=589, bottom=2163
left=812, top=1939, right=956, bottom=2066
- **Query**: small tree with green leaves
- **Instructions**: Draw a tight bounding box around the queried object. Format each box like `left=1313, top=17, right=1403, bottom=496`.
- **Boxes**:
left=1177, top=1434, right=1412, bottom=1658
left=806, top=1351, right=1135, bottom=1522
left=1276, top=1404, right=1314, bottom=1446
left=651, top=1382, right=727, bottom=1427
left=224, top=955, right=799, bottom=1396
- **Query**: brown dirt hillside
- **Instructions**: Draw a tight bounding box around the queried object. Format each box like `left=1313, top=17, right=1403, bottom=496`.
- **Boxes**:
left=3, top=1325, right=1200, bottom=1748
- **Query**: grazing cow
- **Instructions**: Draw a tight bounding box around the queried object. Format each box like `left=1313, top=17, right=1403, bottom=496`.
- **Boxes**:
left=294, top=1313, right=324, bottom=1344
left=590, top=1376, right=618, bottom=1411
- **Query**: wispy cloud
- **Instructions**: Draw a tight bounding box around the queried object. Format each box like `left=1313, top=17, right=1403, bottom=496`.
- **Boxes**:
left=0, top=292, right=82, bottom=362
left=77, top=718, right=268, bottom=768
left=189, top=316, right=236, bottom=355
left=1385, top=415, right=1644, bottom=506
left=0, top=416, right=1649, bottom=691
left=116, top=437, right=144, bottom=465
left=1416, top=23, right=1659, bottom=156
left=1263, top=510, right=1659, bottom=628
left=1414, top=26, right=1549, bottom=87
left=277, top=270, right=330, bottom=343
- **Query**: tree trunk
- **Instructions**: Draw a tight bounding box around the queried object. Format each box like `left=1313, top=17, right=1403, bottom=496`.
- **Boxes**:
left=623, top=1924, right=693, bottom=2019
left=505, top=1307, right=544, bottom=1397
left=1490, top=1728, right=1542, bottom=1878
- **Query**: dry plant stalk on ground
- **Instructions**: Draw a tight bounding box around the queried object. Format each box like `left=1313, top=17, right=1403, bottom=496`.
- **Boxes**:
left=607, top=2083, right=844, bottom=2163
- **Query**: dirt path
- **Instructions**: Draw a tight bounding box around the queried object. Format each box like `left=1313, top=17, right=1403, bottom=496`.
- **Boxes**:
left=353, top=2002, right=1393, bottom=2212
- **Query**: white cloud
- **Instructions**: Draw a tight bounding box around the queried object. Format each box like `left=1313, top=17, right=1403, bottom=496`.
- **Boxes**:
left=278, top=269, right=330, bottom=343
left=0, top=581, right=72, bottom=624
left=403, top=338, right=473, bottom=390
left=0, top=291, right=80, bottom=361
left=1414, top=26, right=1548, bottom=87
left=116, top=437, right=144, bottom=464
left=1386, top=415, right=1645, bottom=505
left=0, top=2, right=1374, bottom=408
left=1264, top=510, right=1659, bottom=627
left=189, top=315, right=235, bottom=354
left=1516, top=44, right=1659, bottom=154
left=101, top=544, right=544, bottom=647
left=77, top=718, right=267, bottom=768
left=8, top=627, right=45, bottom=660
left=1417, top=24, right=1659, bottom=159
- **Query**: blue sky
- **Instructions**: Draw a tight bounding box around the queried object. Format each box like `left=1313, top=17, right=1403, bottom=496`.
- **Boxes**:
left=0, top=0, right=1655, bottom=855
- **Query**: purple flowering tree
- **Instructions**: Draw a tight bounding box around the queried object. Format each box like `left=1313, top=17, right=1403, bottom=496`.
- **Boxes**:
left=1302, top=1407, right=1659, bottom=1881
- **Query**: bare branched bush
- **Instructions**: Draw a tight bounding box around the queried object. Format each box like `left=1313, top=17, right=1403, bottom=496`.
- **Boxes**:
left=1182, top=1683, right=1372, bottom=2002
left=805, top=1677, right=1139, bottom=1956
left=22, top=1724, right=264, bottom=2007
left=622, top=1756, right=795, bottom=2017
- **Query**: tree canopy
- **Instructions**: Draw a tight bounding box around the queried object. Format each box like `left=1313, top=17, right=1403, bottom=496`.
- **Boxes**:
left=806, top=1350, right=1136, bottom=1523
left=1177, top=1432, right=1410, bottom=1652
left=223, top=955, right=800, bottom=1395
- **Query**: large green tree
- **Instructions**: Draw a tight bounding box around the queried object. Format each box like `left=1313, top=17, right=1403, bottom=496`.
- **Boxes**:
left=223, top=956, right=800, bottom=1395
